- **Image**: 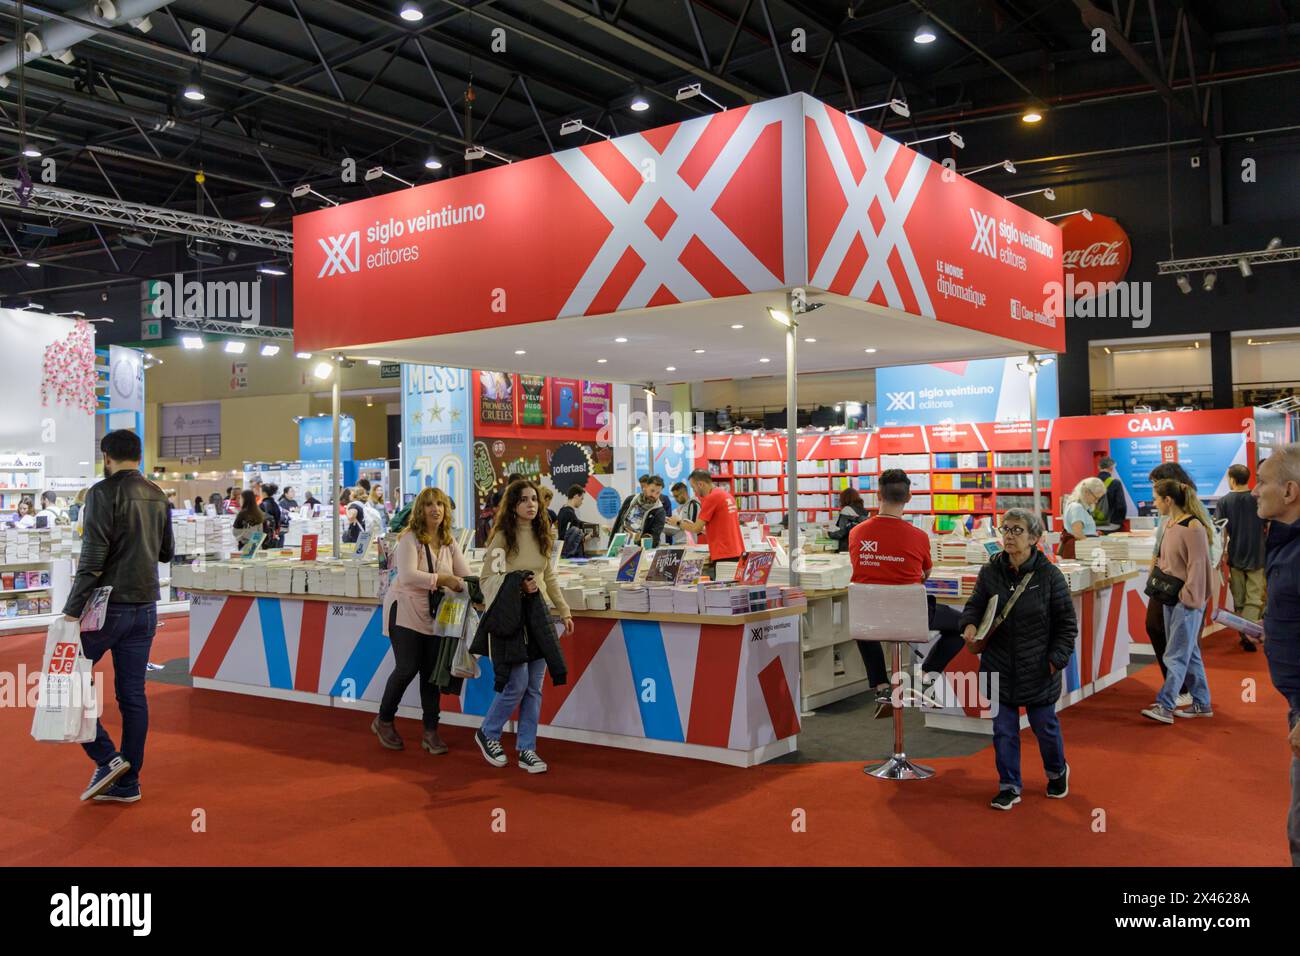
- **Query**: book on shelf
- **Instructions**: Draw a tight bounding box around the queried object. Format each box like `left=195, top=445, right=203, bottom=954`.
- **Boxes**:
left=616, top=546, right=643, bottom=582
left=646, top=547, right=684, bottom=583
left=733, top=550, right=775, bottom=585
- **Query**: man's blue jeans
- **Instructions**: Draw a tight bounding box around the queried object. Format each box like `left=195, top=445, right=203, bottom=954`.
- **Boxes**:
left=1265, top=641, right=1300, bottom=866
left=79, top=602, right=156, bottom=786
left=992, top=702, right=1066, bottom=795
left=481, top=658, right=546, bottom=752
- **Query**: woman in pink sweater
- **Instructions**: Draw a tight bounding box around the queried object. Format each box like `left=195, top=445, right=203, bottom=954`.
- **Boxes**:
left=372, top=487, right=470, bottom=754
left=1142, top=479, right=1214, bottom=723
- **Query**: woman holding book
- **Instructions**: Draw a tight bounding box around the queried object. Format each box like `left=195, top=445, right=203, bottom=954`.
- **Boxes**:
left=959, top=507, right=1077, bottom=811
left=372, top=486, right=470, bottom=755
left=231, top=491, right=268, bottom=550
left=474, top=480, right=572, bottom=774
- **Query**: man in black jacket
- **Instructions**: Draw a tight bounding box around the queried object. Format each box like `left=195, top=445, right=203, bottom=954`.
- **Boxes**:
left=959, top=507, right=1077, bottom=811
left=63, top=430, right=174, bottom=804
left=1096, top=457, right=1127, bottom=532
left=613, top=474, right=667, bottom=547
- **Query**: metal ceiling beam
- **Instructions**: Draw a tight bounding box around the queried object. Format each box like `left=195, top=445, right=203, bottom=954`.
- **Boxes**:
left=533, top=0, right=761, bottom=103
left=908, top=0, right=1038, bottom=100
left=0, top=179, right=293, bottom=252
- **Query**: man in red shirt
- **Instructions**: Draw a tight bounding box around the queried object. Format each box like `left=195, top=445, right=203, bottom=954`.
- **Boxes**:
left=849, top=469, right=961, bottom=716
left=669, top=469, right=744, bottom=578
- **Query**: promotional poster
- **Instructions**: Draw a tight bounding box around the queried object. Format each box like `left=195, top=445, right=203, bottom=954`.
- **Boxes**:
left=478, top=370, right=515, bottom=425
left=402, top=364, right=472, bottom=520
left=876, top=356, right=1060, bottom=427
left=519, top=374, right=546, bottom=426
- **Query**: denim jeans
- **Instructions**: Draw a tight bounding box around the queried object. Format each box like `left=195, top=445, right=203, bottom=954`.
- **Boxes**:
left=1157, top=603, right=1212, bottom=711
left=79, top=602, right=156, bottom=786
left=992, top=702, right=1066, bottom=794
left=1265, top=645, right=1300, bottom=866
left=481, top=658, right=546, bottom=752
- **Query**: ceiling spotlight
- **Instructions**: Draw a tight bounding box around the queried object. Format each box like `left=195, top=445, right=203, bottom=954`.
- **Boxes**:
left=597, top=358, right=608, bottom=363
left=693, top=348, right=706, bottom=353
left=1239, top=257, right=1253, bottom=278
left=366, top=359, right=382, bottom=365
left=665, top=366, right=676, bottom=372
left=400, top=1, right=424, bottom=21
left=963, top=159, right=1016, bottom=176
left=804, top=338, right=816, bottom=343
left=628, top=87, right=650, bottom=112
left=1045, top=208, right=1092, bottom=222
left=1176, top=274, right=1192, bottom=294
left=767, top=307, right=794, bottom=328
left=260, top=343, right=280, bottom=356
left=1022, top=109, right=1043, bottom=123
left=313, top=361, right=334, bottom=380
left=224, top=340, right=246, bottom=354
left=1267, top=237, right=1283, bottom=250
left=291, top=184, right=338, bottom=206
left=914, top=21, right=937, bottom=44
left=560, top=118, right=610, bottom=140
left=257, top=264, right=286, bottom=276
left=464, top=145, right=511, bottom=164
left=296, top=352, right=312, bottom=359
left=1202, top=272, right=1217, bottom=292
left=364, top=166, right=383, bottom=181
left=24, top=260, right=39, bottom=268
left=182, top=70, right=205, bottom=102
left=759, top=357, right=771, bottom=363
left=864, top=347, right=877, bottom=353
left=905, top=131, right=964, bottom=149
left=675, top=82, right=727, bottom=111
left=847, top=98, right=910, bottom=118
left=21, top=146, right=41, bottom=158
left=258, top=196, right=277, bottom=209
left=730, top=323, right=744, bottom=329
left=514, top=350, right=526, bottom=355
left=424, top=155, right=442, bottom=170
left=615, top=337, right=628, bottom=343
left=182, top=335, right=204, bottom=350
left=1004, top=187, right=1056, bottom=201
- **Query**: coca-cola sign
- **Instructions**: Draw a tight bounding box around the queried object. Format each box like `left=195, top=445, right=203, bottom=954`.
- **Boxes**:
left=1060, top=212, right=1131, bottom=292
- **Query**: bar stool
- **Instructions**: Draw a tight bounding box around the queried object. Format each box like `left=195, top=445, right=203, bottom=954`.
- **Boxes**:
left=849, top=583, right=939, bottom=780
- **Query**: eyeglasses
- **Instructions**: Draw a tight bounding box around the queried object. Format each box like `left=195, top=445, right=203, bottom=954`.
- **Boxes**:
left=998, top=525, right=1027, bottom=537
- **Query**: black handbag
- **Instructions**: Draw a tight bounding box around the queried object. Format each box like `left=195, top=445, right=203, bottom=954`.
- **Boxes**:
left=1145, top=515, right=1193, bottom=606
left=423, top=542, right=443, bottom=619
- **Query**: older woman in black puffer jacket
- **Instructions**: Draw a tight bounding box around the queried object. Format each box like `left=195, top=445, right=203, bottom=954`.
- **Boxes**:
left=959, top=507, right=1078, bottom=812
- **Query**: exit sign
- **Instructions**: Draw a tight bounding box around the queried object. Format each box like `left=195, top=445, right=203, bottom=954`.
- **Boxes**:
left=380, top=363, right=400, bottom=379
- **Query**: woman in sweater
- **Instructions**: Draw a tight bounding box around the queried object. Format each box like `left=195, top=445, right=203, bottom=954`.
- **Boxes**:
left=474, top=480, right=574, bottom=774
left=827, top=488, right=868, bottom=553
left=231, top=491, right=267, bottom=549
left=1141, top=479, right=1215, bottom=723
left=959, top=507, right=1078, bottom=810
left=372, top=486, right=469, bottom=754
left=1059, top=477, right=1105, bottom=559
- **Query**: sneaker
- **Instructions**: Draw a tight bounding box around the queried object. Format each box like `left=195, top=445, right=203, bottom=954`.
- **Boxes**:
left=1046, top=764, right=1069, bottom=799
left=1141, top=704, right=1176, bottom=724
left=517, top=750, right=548, bottom=774
left=990, top=789, right=1021, bottom=811
left=92, top=782, right=141, bottom=804
left=1174, top=703, right=1214, bottom=718
left=474, top=729, right=507, bottom=768
left=1175, top=693, right=1193, bottom=708
left=80, top=755, right=130, bottom=801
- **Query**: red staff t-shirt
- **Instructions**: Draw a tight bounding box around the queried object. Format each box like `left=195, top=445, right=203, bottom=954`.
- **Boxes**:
left=698, top=487, right=743, bottom=561
left=848, top=514, right=932, bottom=584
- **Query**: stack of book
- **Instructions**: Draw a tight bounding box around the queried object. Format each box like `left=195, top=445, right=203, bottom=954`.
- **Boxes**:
left=925, top=567, right=980, bottom=600
left=612, top=585, right=649, bottom=612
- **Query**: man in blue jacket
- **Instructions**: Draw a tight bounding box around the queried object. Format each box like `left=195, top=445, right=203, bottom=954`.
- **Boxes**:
left=1253, top=445, right=1300, bottom=866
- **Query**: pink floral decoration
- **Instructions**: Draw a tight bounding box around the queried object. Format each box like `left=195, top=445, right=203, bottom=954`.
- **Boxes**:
left=41, top=320, right=97, bottom=414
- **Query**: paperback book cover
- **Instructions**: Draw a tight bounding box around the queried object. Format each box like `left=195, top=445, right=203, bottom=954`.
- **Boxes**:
left=300, top=534, right=318, bottom=562
left=675, top=556, right=706, bottom=587
left=605, top=532, right=629, bottom=557
left=646, top=547, right=684, bottom=583
left=616, top=546, right=643, bottom=583
left=733, top=550, right=775, bottom=586
left=240, top=531, right=265, bottom=559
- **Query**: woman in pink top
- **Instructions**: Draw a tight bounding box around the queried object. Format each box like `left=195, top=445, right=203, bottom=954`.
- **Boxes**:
left=1142, top=479, right=1215, bottom=723
left=372, top=487, right=470, bottom=755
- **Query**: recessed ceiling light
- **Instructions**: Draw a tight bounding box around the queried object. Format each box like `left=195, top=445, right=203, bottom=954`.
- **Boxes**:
left=864, top=347, right=877, bottom=353
left=615, top=337, right=628, bottom=343
left=514, top=349, right=526, bottom=355
left=693, top=348, right=705, bottom=353
left=259, top=196, right=276, bottom=209
left=400, top=2, right=424, bottom=22
left=597, top=358, right=608, bottom=363
left=1022, top=109, right=1043, bottom=124
left=424, top=155, right=443, bottom=170
left=731, top=324, right=744, bottom=329
left=759, top=357, right=771, bottom=363
left=665, top=366, right=676, bottom=372
left=366, top=359, right=382, bottom=365
left=804, top=337, right=816, bottom=343
left=296, top=352, right=312, bottom=359
left=914, top=21, right=937, bottom=44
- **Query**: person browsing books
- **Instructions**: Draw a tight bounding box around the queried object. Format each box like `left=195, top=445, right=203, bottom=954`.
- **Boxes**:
left=959, top=507, right=1076, bottom=811
left=847, top=469, right=962, bottom=717
left=372, top=486, right=470, bottom=756
left=669, top=470, right=743, bottom=578
left=1218, top=464, right=1266, bottom=652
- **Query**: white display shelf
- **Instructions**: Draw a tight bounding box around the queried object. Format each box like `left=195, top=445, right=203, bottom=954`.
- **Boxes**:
left=0, top=587, right=49, bottom=596
left=0, top=600, right=190, bottom=635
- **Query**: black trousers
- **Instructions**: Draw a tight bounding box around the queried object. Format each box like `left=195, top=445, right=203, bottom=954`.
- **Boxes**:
left=378, top=606, right=443, bottom=729
left=857, top=598, right=964, bottom=687
left=1146, top=594, right=1190, bottom=694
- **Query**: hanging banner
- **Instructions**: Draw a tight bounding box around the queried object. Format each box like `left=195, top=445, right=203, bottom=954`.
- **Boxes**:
left=551, top=378, right=580, bottom=429
left=299, top=415, right=354, bottom=461
left=1060, top=212, right=1131, bottom=291
left=402, top=365, right=472, bottom=517
left=580, top=380, right=611, bottom=430
left=876, top=355, right=1059, bottom=427
left=519, top=374, right=546, bottom=426
left=478, top=370, right=514, bottom=425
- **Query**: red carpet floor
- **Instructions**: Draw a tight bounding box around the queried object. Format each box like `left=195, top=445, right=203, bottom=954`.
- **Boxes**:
left=1, top=615, right=1293, bottom=866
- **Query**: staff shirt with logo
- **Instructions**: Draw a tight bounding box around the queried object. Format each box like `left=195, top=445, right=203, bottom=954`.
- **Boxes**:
left=848, top=514, right=932, bottom=585
left=698, top=488, right=743, bottom=561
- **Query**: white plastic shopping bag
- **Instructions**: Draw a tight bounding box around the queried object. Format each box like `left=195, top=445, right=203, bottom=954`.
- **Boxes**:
left=31, top=617, right=98, bottom=744
left=450, top=606, right=482, bottom=680
left=433, top=589, right=470, bottom=638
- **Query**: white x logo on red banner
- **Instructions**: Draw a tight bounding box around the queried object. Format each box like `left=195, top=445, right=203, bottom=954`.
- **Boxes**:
left=806, top=102, right=934, bottom=316
left=317, top=231, right=360, bottom=278
left=970, top=209, right=997, bottom=259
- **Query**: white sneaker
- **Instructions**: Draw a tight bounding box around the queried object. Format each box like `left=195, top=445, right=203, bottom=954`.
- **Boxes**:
left=1175, top=693, right=1193, bottom=708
